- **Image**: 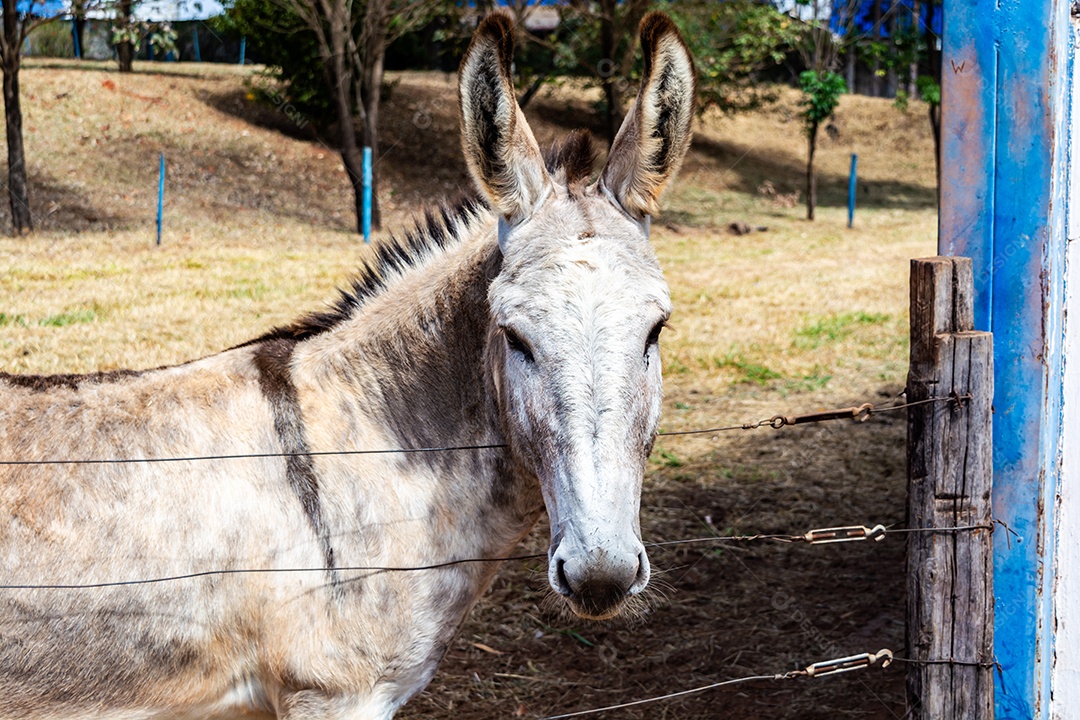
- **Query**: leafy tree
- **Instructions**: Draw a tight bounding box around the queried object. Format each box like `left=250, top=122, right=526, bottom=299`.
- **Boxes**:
left=799, top=69, right=845, bottom=220
left=790, top=0, right=851, bottom=221
left=669, top=0, right=801, bottom=115
left=112, top=18, right=178, bottom=69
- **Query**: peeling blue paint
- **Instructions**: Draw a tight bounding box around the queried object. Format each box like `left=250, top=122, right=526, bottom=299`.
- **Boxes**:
left=940, top=1, right=1072, bottom=717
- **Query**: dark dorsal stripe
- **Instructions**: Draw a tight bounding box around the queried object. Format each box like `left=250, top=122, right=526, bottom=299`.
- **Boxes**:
left=0, top=368, right=145, bottom=392
left=251, top=338, right=337, bottom=578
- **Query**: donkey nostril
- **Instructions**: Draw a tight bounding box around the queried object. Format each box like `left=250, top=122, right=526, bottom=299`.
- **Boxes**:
left=554, top=558, right=573, bottom=596
left=630, top=551, right=650, bottom=595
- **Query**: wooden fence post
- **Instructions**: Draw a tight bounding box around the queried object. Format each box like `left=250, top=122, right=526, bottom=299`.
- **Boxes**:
left=906, top=256, right=994, bottom=719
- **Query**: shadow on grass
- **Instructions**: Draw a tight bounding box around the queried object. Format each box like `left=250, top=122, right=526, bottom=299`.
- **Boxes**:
left=688, top=134, right=937, bottom=212
left=0, top=173, right=135, bottom=235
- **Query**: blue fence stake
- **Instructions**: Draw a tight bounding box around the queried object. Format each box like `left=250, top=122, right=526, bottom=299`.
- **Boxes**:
left=71, top=18, right=81, bottom=59
left=362, top=147, right=372, bottom=243
left=847, top=153, right=857, bottom=228
left=192, top=28, right=201, bottom=62
left=239, top=36, right=246, bottom=65
left=156, top=153, right=165, bottom=246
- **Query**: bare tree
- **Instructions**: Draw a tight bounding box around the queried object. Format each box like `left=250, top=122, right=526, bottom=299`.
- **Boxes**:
left=0, top=0, right=69, bottom=233
left=280, top=0, right=438, bottom=232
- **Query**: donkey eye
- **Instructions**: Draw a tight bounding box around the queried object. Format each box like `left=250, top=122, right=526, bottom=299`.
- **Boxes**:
left=645, top=321, right=665, bottom=353
left=503, top=328, right=535, bottom=364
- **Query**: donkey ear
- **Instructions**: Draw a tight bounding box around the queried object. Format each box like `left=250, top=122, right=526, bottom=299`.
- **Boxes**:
left=459, top=14, right=551, bottom=226
left=600, top=12, right=696, bottom=220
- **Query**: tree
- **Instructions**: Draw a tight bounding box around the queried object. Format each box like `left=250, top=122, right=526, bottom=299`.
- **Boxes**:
left=792, top=0, right=851, bottom=221
left=112, top=8, right=178, bottom=72
left=225, top=0, right=441, bottom=233
left=114, top=0, right=134, bottom=72
left=798, top=68, right=845, bottom=220
left=0, top=0, right=68, bottom=233
left=669, top=0, right=802, bottom=115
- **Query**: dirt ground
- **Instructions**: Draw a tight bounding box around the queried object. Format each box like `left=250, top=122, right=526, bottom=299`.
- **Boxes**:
left=0, top=59, right=939, bottom=719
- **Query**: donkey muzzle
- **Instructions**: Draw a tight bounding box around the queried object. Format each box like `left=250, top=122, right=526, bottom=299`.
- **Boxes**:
left=549, top=541, right=650, bottom=620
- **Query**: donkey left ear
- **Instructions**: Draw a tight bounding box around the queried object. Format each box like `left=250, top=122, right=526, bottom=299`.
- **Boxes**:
left=459, top=14, right=551, bottom=227
left=600, top=12, right=696, bottom=221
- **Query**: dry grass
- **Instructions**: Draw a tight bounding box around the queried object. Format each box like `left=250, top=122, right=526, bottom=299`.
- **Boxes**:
left=0, top=60, right=937, bottom=719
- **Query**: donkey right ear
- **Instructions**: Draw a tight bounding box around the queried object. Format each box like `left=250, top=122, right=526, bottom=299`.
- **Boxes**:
left=600, top=12, right=696, bottom=221
left=459, top=14, right=551, bottom=227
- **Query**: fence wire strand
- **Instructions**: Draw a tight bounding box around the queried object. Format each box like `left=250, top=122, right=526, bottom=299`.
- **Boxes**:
left=0, top=395, right=961, bottom=467
left=538, top=649, right=898, bottom=719
left=0, top=522, right=987, bottom=591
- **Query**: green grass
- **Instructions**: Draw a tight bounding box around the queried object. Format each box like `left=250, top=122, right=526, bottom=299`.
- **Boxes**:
left=713, top=353, right=783, bottom=385
left=0, top=313, right=28, bottom=327
left=794, top=311, right=890, bottom=349
left=39, top=309, right=98, bottom=327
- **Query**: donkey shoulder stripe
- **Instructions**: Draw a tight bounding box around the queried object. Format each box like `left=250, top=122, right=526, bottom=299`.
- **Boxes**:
left=252, top=338, right=337, bottom=578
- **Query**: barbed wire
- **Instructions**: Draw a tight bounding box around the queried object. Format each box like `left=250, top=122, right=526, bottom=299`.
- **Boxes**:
left=0, top=395, right=963, bottom=467
left=0, top=521, right=989, bottom=591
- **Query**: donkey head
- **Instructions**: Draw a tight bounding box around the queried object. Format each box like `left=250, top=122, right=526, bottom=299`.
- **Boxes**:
left=461, top=12, right=695, bottom=620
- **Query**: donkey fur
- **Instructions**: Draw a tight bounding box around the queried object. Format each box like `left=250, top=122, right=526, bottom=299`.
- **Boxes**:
left=0, top=12, right=695, bottom=720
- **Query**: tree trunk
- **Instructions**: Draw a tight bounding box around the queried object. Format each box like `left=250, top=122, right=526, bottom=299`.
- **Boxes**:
left=116, top=0, right=134, bottom=73
left=331, top=48, right=364, bottom=235
left=806, top=119, right=818, bottom=221
left=929, top=101, right=941, bottom=207
left=924, top=1, right=941, bottom=206
left=871, top=0, right=882, bottom=97
left=1, top=2, right=31, bottom=234
left=846, top=47, right=856, bottom=94
left=360, top=33, right=384, bottom=231
left=598, top=0, right=621, bottom=145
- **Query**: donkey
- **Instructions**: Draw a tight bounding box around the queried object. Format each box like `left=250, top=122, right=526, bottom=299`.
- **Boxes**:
left=0, top=12, right=694, bottom=720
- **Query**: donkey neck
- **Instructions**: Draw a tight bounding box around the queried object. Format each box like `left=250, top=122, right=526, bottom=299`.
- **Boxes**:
left=333, top=229, right=502, bottom=447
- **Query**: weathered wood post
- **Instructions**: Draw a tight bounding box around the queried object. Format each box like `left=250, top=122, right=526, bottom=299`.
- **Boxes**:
left=906, top=256, right=994, bottom=719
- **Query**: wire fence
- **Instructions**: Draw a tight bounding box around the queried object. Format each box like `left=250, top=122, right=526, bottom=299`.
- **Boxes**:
left=0, top=394, right=961, bottom=467
left=0, top=391, right=986, bottom=717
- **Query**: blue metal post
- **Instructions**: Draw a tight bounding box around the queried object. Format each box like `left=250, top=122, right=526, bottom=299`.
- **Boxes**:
left=846, top=153, right=857, bottom=228
left=362, top=147, right=372, bottom=243
left=192, top=27, right=201, bottom=62
left=156, top=153, right=165, bottom=246
left=71, top=18, right=81, bottom=59
left=239, top=36, right=246, bottom=66
left=939, top=0, right=1073, bottom=716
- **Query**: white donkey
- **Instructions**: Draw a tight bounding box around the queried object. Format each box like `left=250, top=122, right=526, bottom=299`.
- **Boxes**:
left=0, top=12, right=695, bottom=719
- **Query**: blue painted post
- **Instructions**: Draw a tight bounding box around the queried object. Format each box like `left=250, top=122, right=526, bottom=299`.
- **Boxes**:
left=847, top=153, right=857, bottom=228
left=939, top=0, right=1074, bottom=716
left=71, top=18, right=81, bottom=59
left=192, top=28, right=201, bottom=62
left=362, top=147, right=372, bottom=243
left=156, top=153, right=165, bottom=245
left=239, top=36, right=246, bottom=66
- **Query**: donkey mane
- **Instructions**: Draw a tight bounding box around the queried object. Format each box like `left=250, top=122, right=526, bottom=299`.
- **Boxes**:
left=245, top=194, right=487, bottom=346
left=248, top=131, right=599, bottom=346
